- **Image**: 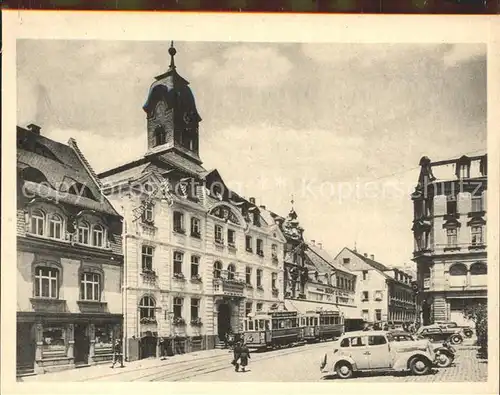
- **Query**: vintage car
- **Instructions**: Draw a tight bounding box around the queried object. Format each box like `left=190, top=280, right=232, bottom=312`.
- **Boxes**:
left=434, top=321, right=474, bottom=338
left=319, top=330, right=436, bottom=379
left=416, top=324, right=464, bottom=345
left=390, top=330, right=456, bottom=368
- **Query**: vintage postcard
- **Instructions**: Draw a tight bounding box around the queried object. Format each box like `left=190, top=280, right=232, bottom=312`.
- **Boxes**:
left=1, top=10, right=499, bottom=395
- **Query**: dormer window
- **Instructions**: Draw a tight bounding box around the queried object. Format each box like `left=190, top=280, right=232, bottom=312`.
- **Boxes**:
left=458, top=164, right=469, bottom=179
left=456, top=156, right=471, bottom=179
left=48, top=214, right=63, bottom=240
left=92, top=225, right=105, bottom=247
left=154, top=126, right=166, bottom=146
left=142, top=204, right=154, bottom=223
left=68, top=183, right=96, bottom=200
left=31, top=209, right=45, bottom=236
left=78, top=221, right=90, bottom=245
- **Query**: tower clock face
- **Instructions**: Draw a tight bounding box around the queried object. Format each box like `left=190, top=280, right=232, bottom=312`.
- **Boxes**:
left=155, top=101, right=166, bottom=117
left=183, top=111, right=193, bottom=124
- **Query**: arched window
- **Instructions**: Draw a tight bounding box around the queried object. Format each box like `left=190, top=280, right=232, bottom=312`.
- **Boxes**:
left=227, top=264, right=236, bottom=280
left=22, top=167, right=49, bottom=184
left=31, top=209, right=45, bottom=236
left=449, top=263, right=467, bottom=276
left=154, top=126, right=166, bottom=146
left=78, top=221, right=90, bottom=245
left=48, top=214, right=63, bottom=239
left=34, top=266, right=59, bottom=298
left=213, top=261, right=222, bottom=279
left=470, top=262, right=487, bottom=275
left=68, top=183, right=96, bottom=200
left=139, top=296, right=156, bottom=320
left=92, top=224, right=104, bottom=247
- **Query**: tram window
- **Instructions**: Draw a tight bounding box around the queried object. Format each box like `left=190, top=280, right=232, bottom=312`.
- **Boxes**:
left=320, top=317, right=324, bottom=325
left=302, top=318, right=306, bottom=326
left=244, top=321, right=247, bottom=331
left=279, top=320, right=285, bottom=328
left=265, top=321, right=270, bottom=330
left=272, top=320, right=278, bottom=330
left=248, top=321, right=254, bottom=330
left=314, top=318, right=318, bottom=326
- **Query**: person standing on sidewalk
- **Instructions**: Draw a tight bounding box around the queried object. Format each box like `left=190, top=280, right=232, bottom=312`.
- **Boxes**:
left=111, top=339, right=124, bottom=368
left=238, top=341, right=250, bottom=372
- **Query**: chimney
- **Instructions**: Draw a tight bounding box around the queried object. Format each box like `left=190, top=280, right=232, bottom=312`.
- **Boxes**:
left=363, top=253, right=368, bottom=257
left=370, top=254, right=374, bottom=260
left=318, top=242, right=323, bottom=249
left=27, top=123, right=41, bottom=135
left=249, top=197, right=256, bottom=204
left=311, top=240, right=316, bottom=245
left=259, top=205, right=266, bottom=210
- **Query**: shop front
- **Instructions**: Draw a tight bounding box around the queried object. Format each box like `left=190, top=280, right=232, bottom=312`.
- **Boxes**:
left=17, top=312, right=123, bottom=375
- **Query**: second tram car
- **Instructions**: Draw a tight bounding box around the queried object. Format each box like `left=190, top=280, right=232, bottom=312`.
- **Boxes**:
left=243, top=311, right=303, bottom=350
left=301, top=309, right=344, bottom=342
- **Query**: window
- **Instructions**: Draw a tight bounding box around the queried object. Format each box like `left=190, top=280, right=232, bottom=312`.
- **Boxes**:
left=446, top=197, right=457, bottom=215
left=95, top=325, right=113, bottom=349
left=246, top=267, right=252, bottom=285
left=245, top=302, right=252, bottom=317
left=450, top=263, right=467, bottom=276
left=470, top=262, right=487, bottom=275
left=191, top=298, right=200, bottom=320
left=173, top=297, right=183, bottom=318
left=173, top=251, right=184, bottom=274
left=375, top=309, right=382, bottom=321
left=213, top=261, right=222, bottom=279
left=143, top=204, right=154, bottom=223
left=471, top=226, right=483, bottom=245
left=368, top=335, right=387, bottom=346
left=256, top=269, right=263, bottom=288
left=227, top=229, right=236, bottom=246
left=227, top=264, right=236, bottom=280
left=343, top=258, right=350, bottom=264
left=374, top=291, right=382, bottom=301
left=189, top=256, right=199, bottom=279
left=42, top=326, right=65, bottom=352
left=92, top=224, right=104, bottom=247
left=459, top=164, right=469, bottom=179
left=350, top=337, right=366, bottom=347
left=48, top=214, right=63, bottom=239
left=362, top=309, right=369, bottom=321
left=340, top=338, right=350, bottom=347
left=34, top=267, right=58, bottom=298
left=272, top=273, right=277, bottom=289
left=362, top=291, right=369, bottom=301
left=447, top=228, right=458, bottom=246
left=80, top=272, right=100, bottom=301
left=31, top=209, right=45, bottom=236
left=139, top=296, right=156, bottom=320
left=214, top=225, right=223, bottom=244
left=256, top=302, right=263, bottom=312
left=245, top=235, right=253, bottom=252
left=173, top=211, right=184, bottom=233
left=362, top=270, right=368, bottom=281
left=471, top=196, right=483, bottom=213
left=142, top=246, right=154, bottom=272
left=154, top=126, right=167, bottom=146
left=78, top=221, right=90, bottom=244
left=256, top=239, right=264, bottom=256
left=271, top=244, right=278, bottom=259
left=190, top=217, right=201, bottom=238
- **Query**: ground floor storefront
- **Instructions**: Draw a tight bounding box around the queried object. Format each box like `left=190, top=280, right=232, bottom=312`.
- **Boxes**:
left=420, top=291, right=487, bottom=326
left=16, top=312, right=123, bottom=376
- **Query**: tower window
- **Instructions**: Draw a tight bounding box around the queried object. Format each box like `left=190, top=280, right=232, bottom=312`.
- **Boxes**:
left=154, top=126, right=166, bottom=146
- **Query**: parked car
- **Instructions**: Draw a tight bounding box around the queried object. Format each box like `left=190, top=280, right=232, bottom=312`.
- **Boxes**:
left=416, top=324, right=463, bottom=345
left=319, top=330, right=436, bottom=379
left=390, top=330, right=456, bottom=368
left=434, top=321, right=474, bottom=338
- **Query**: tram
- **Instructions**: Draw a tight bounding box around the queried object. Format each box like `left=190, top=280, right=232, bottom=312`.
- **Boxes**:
left=243, top=310, right=304, bottom=350
left=301, top=309, right=344, bottom=342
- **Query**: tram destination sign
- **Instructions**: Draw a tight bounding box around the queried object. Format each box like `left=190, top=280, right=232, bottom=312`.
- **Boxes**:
left=270, top=311, right=297, bottom=318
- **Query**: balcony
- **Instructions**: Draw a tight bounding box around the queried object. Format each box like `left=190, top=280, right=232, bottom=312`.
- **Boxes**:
left=213, top=277, right=245, bottom=297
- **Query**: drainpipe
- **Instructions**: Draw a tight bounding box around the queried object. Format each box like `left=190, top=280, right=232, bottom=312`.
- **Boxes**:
left=121, top=206, right=128, bottom=361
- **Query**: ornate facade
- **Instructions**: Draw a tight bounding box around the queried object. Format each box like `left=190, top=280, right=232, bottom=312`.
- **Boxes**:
left=16, top=125, right=124, bottom=375
left=411, top=154, right=487, bottom=326
left=99, top=44, right=286, bottom=360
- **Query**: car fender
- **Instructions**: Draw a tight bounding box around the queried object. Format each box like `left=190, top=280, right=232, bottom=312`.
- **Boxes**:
left=333, top=356, right=358, bottom=372
left=393, top=353, right=432, bottom=371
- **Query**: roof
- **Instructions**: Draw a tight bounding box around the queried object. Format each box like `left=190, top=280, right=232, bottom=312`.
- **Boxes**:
left=344, top=330, right=389, bottom=337
left=17, top=126, right=119, bottom=217
left=284, top=299, right=340, bottom=314
left=347, top=248, right=391, bottom=272
left=307, top=244, right=354, bottom=275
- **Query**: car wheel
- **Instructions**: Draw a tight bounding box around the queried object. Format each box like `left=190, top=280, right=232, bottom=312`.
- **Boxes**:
left=436, top=352, right=453, bottom=368
left=450, top=334, right=463, bottom=345
left=409, top=356, right=431, bottom=376
left=335, top=362, right=354, bottom=379
left=464, top=330, right=473, bottom=338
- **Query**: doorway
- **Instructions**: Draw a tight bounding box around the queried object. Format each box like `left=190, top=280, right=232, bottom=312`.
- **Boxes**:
left=217, top=303, right=231, bottom=341
left=16, top=323, right=35, bottom=373
left=74, top=324, right=89, bottom=365
left=140, top=334, right=157, bottom=359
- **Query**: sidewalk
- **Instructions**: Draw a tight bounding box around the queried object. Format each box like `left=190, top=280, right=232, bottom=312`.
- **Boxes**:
left=18, top=348, right=231, bottom=382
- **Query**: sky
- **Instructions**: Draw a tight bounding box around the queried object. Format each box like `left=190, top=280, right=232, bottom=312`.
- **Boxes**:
left=16, top=40, right=487, bottom=268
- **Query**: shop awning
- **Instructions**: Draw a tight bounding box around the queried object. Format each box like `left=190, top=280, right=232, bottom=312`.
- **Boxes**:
left=284, top=299, right=340, bottom=315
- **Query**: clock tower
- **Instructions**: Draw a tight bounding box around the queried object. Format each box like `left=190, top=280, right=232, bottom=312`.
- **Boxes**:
left=143, top=42, right=202, bottom=164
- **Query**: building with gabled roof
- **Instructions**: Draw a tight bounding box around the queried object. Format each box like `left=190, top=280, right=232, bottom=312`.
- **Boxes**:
left=16, top=124, right=124, bottom=376
left=335, top=247, right=416, bottom=326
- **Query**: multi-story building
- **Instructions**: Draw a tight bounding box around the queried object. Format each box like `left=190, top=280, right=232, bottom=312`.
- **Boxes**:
left=99, top=45, right=286, bottom=360
left=335, top=248, right=416, bottom=325
left=411, top=154, right=487, bottom=326
left=16, top=124, right=124, bottom=375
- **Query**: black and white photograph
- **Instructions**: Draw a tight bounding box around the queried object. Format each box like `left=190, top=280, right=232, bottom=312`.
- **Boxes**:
left=1, top=12, right=498, bottom=394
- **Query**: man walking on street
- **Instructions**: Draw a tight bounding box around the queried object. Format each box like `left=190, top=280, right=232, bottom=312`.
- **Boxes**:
left=111, top=339, right=124, bottom=368
left=232, top=339, right=243, bottom=372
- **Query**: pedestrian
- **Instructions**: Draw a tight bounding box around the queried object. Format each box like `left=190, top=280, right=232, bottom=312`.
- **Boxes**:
left=239, top=341, right=251, bottom=372
left=111, top=339, right=124, bottom=368
left=231, top=339, right=242, bottom=372
left=159, top=338, right=167, bottom=360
